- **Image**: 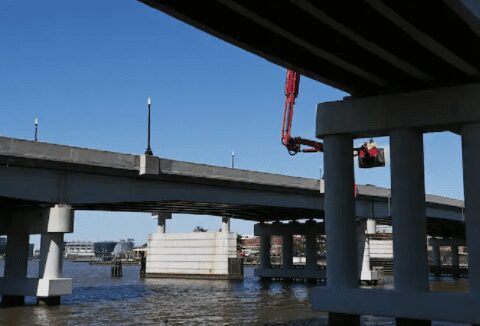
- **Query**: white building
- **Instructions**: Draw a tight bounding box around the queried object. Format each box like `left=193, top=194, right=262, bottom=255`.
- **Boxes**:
left=64, top=241, right=95, bottom=259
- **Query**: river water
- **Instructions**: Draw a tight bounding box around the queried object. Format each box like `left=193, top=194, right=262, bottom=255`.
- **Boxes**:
left=0, top=261, right=469, bottom=325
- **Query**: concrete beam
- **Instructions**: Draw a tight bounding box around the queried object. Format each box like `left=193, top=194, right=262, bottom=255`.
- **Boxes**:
left=311, top=288, right=480, bottom=324
left=428, top=238, right=466, bottom=247
left=316, top=83, right=480, bottom=138
left=443, top=0, right=480, bottom=38
left=291, top=0, right=431, bottom=82
left=217, top=0, right=387, bottom=88
left=365, top=0, right=478, bottom=76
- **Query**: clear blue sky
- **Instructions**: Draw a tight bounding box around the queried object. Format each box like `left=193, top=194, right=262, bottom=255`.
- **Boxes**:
left=0, top=0, right=464, bottom=248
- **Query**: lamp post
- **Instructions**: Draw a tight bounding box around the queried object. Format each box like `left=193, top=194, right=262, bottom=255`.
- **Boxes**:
left=231, top=150, right=235, bottom=169
left=145, top=97, right=153, bottom=155
left=34, top=118, right=39, bottom=142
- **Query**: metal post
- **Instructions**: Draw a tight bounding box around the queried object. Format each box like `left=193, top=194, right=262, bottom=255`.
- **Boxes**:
left=145, top=97, right=153, bottom=155
left=34, top=118, right=39, bottom=142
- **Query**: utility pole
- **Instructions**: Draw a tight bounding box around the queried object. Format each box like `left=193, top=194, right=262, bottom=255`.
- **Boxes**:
left=34, top=118, right=39, bottom=141
left=145, top=97, right=153, bottom=155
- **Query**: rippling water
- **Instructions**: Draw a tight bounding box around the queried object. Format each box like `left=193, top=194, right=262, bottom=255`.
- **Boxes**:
left=0, top=261, right=469, bottom=325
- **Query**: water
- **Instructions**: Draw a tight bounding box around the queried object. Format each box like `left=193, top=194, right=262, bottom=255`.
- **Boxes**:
left=0, top=261, right=469, bottom=325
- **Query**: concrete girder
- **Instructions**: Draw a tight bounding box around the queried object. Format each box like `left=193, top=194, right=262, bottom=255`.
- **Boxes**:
left=365, top=0, right=478, bottom=76
left=217, top=0, right=388, bottom=88
left=290, top=0, right=431, bottom=82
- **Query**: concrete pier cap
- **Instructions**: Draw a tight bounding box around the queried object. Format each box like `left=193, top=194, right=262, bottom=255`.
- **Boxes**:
left=46, top=204, right=74, bottom=233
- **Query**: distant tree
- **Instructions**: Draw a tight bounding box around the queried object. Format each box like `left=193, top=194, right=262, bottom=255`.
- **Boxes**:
left=193, top=226, right=208, bottom=232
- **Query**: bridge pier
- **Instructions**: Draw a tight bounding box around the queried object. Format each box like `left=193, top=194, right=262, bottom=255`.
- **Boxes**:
left=324, top=134, right=360, bottom=326
left=2, top=233, right=30, bottom=305
left=311, top=85, right=480, bottom=324
left=391, top=129, right=430, bottom=326
left=254, top=221, right=325, bottom=281
left=431, top=243, right=441, bottom=276
left=463, top=123, right=480, bottom=296
left=0, top=204, right=73, bottom=306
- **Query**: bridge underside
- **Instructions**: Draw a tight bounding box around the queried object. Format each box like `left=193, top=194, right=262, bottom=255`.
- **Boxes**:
left=141, top=0, right=480, bottom=96
left=0, top=196, right=464, bottom=238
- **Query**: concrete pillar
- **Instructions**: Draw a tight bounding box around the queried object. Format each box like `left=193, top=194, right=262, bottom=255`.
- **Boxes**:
left=158, top=217, right=166, bottom=234
left=366, top=219, right=376, bottom=235
left=37, top=204, right=74, bottom=306
left=260, top=234, right=271, bottom=270
left=153, top=212, right=171, bottom=234
left=282, top=232, right=293, bottom=269
left=357, top=221, right=371, bottom=280
left=2, top=233, right=30, bottom=305
left=323, top=134, right=359, bottom=325
left=39, top=233, right=64, bottom=279
left=390, top=129, right=430, bottom=326
left=461, top=123, right=480, bottom=294
left=305, top=233, right=317, bottom=272
left=221, top=217, right=230, bottom=233
left=451, top=245, right=459, bottom=278
left=431, top=244, right=441, bottom=276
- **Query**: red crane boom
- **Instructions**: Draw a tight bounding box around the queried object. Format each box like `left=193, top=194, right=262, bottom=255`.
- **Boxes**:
left=281, top=70, right=323, bottom=155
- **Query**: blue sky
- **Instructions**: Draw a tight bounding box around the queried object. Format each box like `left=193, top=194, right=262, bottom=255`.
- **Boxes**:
left=0, top=1, right=464, bottom=247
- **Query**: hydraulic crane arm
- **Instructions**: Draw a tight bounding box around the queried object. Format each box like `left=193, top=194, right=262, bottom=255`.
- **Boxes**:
left=281, top=70, right=323, bottom=155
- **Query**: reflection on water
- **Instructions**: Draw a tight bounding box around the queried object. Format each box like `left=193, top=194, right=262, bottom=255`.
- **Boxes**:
left=0, top=261, right=470, bottom=325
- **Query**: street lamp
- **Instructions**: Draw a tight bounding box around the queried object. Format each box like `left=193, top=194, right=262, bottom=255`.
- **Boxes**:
left=145, top=97, right=153, bottom=155
left=231, top=150, right=235, bottom=169
left=34, top=118, right=39, bottom=141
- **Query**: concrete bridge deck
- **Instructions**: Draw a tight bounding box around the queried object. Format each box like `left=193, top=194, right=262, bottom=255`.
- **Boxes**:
left=140, top=0, right=480, bottom=97
left=0, top=136, right=464, bottom=237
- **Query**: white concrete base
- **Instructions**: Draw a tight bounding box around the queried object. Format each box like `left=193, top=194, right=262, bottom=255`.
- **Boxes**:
left=311, top=288, right=479, bottom=324
left=146, top=231, right=237, bottom=277
left=37, top=278, right=72, bottom=297
left=0, top=278, right=72, bottom=297
left=360, top=269, right=380, bottom=283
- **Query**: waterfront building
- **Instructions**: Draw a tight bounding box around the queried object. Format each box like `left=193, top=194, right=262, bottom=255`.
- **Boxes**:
left=94, top=241, right=118, bottom=258
left=64, top=241, right=95, bottom=259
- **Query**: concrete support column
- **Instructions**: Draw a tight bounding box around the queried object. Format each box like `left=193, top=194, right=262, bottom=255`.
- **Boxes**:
left=390, top=129, right=430, bottom=326
left=158, top=217, right=166, bottom=234
left=221, top=217, right=230, bottom=233
left=461, top=123, right=480, bottom=294
left=357, top=221, right=371, bottom=280
left=37, top=204, right=74, bottom=306
left=260, top=233, right=271, bottom=270
left=39, top=233, right=64, bottom=280
left=451, top=245, right=459, bottom=277
left=282, top=232, right=293, bottom=269
left=2, top=233, right=29, bottom=305
left=323, top=134, right=359, bottom=325
left=305, top=233, right=317, bottom=272
left=153, top=212, right=171, bottom=234
left=431, top=244, right=441, bottom=276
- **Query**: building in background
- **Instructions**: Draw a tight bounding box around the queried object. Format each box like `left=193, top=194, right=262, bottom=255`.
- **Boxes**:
left=113, top=239, right=135, bottom=258
left=64, top=241, right=95, bottom=259
left=94, top=241, right=118, bottom=259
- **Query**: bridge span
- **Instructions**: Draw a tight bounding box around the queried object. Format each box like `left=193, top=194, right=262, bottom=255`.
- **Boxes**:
left=0, top=136, right=466, bottom=309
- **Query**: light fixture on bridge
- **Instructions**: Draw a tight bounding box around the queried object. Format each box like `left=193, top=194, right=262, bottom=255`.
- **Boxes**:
left=145, top=97, right=153, bottom=156
left=34, top=118, right=39, bottom=142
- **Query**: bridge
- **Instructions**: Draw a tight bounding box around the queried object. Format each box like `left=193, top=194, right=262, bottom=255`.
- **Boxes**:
left=137, top=1, right=480, bottom=325
left=0, top=136, right=465, bottom=306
